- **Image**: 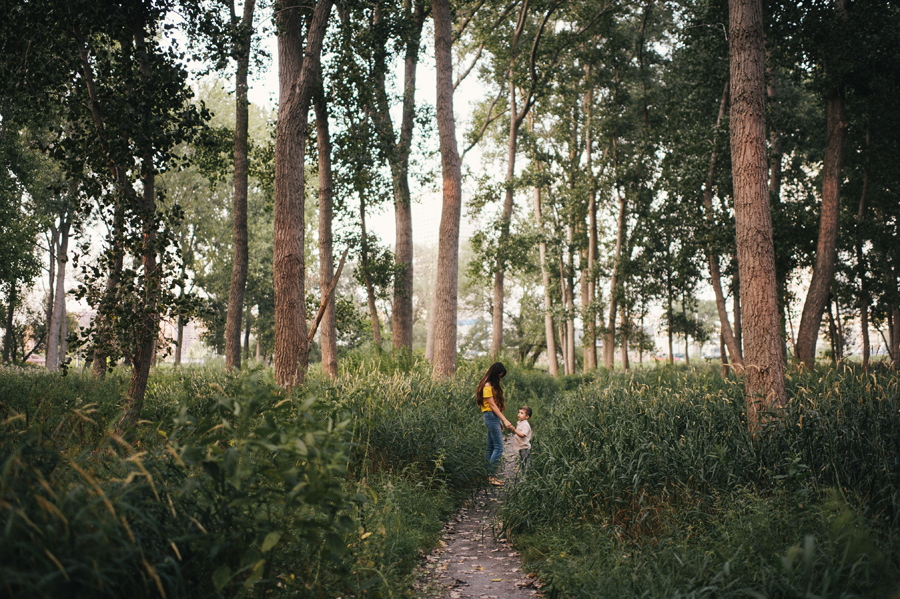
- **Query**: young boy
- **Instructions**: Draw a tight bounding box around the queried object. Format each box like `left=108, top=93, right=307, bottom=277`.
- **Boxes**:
left=508, top=406, right=533, bottom=471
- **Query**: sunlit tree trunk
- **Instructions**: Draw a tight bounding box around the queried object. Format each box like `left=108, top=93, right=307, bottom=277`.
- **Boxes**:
left=315, top=81, right=338, bottom=377
left=729, top=0, right=787, bottom=425
left=273, top=0, right=332, bottom=387
left=46, top=211, right=70, bottom=371
left=430, top=0, right=462, bottom=378
left=795, top=0, right=847, bottom=368
left=224, top=0, right=257, bottom=372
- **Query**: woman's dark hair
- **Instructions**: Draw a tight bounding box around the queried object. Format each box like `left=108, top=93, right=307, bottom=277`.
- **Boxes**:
left=476, top=362, right=507, bottom=412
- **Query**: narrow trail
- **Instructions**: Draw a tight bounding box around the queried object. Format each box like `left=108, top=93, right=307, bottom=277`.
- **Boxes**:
left=414, top=441, right=544, bottom=598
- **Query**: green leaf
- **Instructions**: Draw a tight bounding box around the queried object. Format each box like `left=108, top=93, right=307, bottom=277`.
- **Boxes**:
left=261, top=531, right=281, bottom=553
left=212, top=565, right=231, bottom=592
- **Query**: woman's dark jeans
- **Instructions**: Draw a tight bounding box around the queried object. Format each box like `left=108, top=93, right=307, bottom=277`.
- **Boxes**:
left=484, top=411, right=503, bottom=475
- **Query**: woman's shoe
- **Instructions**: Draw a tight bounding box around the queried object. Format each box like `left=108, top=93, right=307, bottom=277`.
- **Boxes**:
left=489, top=477, right=504, bottom=486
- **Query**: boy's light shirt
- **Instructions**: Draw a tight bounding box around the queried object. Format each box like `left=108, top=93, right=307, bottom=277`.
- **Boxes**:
left=512, top=420, right=531, bottom=451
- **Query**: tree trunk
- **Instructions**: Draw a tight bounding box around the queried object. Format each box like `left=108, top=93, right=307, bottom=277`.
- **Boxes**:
left=767, top=54, right=788, bottom=356
left=46, top=213, right=71, bottom=371
left=794, top=0, right=848, bottom=368
left=720, top=333, right=729, bottom=377
left=119, top=27, right=161, bottom=434
left=604, top=183, right=626, bottom=369
left=359, top=196, right=382, bottom=347
left=224, top=0, right=257, bottom=372
left=733, top=270, right=743, bottom=356
left=491, top=0, right=531, bottom=358
left=314, top=80, right=338, bottom=377
left=430, top=0, right=462, bottom=378
left=273, top=0, right=332, bottom=387
left=45, top=227, right=58, bottom=358
left=92, top=205, right=124, bottom=380
left=558, top=253, right=570, bottom=374
left=533, top=180, right=558, bottom=375
left=729, top=0, right=787, bottom=425
left=892, top=306, right=900, bottom=369
left=583, top=74, right=600, bottom=371
left=856, top=127, right=870, bottom=371
left=826, top=298, right=838, bottom=363
left=565, top=223, right=576, bottom=371
left=3, top=285, right=15, bottom=363
left=175, top=314, right=184, bottom=366
left=703, top=81, right=744, bottom=369
left=621, top=301, right=629, bottom=370
left=370, top=1, right=425, bottom=354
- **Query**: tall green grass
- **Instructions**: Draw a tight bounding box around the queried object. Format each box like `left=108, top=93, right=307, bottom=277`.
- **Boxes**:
left=0, top=361, right=494, bottom=598
left=500, top=364, right=900, bottom=598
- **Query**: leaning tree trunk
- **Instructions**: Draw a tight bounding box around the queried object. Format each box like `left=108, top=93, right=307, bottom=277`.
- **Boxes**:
left=224, top=0, right=257, bottom=372
left=729, top=0, right=787, bottom=427
left=430, top=0, right=463, bottom=378
left=314, top=80, right=338, bottom=377
left=794, top=0, right=847, bottom=368
left=46, top=213, right=71, bottom=371
left=273, top=0, right=332, bottom=387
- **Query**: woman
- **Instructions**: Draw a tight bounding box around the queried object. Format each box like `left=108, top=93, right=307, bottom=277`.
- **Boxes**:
left=476, top=362, right=512, bottom=486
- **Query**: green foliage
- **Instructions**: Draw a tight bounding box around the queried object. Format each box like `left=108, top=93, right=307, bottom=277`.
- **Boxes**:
left=0, top=361, right=483, bottom=598
left=499, top=365, right=900, bottom=598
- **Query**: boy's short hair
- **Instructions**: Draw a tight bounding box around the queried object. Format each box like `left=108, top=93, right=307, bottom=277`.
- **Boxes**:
left=520, top=406, right=533, bottom=418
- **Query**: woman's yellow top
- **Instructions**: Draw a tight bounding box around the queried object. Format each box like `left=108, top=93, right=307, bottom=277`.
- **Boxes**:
left=480, top=383, right=494, bottom=412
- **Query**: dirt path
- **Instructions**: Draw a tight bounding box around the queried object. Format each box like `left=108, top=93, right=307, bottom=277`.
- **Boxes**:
left=414, top=441, right=543, bottom=598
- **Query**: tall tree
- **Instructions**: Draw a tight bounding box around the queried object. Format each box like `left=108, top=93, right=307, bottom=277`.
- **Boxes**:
left=225, top=0, right=258, bottom=371
left=273, top=0, right=332, bottom=387
left=430, top=0, right=463, bottom=378
left=369, top=0, right=428, bottom=354
left=314, top=81, right=338, bottom=377
left=794, top=0, right=848, bottom=368
left=729, top=0, right=787, bottom=425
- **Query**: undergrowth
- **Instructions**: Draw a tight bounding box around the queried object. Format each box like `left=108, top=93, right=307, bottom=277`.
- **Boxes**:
left=500, top=364, right=900, bottom=598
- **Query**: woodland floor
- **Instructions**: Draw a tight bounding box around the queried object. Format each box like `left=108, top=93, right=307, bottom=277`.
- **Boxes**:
left=413, top=440, right=545, bottom=599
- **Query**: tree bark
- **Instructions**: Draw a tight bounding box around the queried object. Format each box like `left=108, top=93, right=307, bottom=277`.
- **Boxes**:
left=430, top=0, right=462, bottom=378
left=856, top=126, right=870, bottom=371
left=225, top=0, right=257, bottom=371
left=604, top=175, right=626, bottom=370
left=794, top=0, right=848, bottom=368
left=892, top=306, right=900, bottom=369
left=767, top=54, right=788, bottom=354
left=583, top=71, right=599, bottom=371
left=533, top=182, right=558, bottom=375
left=359, top=195, right=382, bottom=347
left=46, top=212, right=70, bottom=371
left=314, top=80, right=338, bottom=377
left=175, top=314, right=184, bottom=366
left=3, top=285, right=15, bottom=363
left=119, top=25, right=161, bottom=434
left=703, top=81, right=744, bottom=369
left=273, top=0, right=332, bottom=387
left=565, top=225, right=576, bottom=371
left=370, top=1, right=425, bottom=354
left=729, top=0, right=787, bottom=425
